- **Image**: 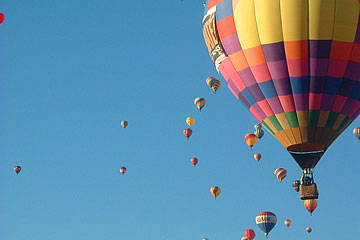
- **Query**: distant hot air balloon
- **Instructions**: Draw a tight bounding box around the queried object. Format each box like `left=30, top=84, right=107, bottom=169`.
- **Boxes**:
left=274, top=168, right=287, bottom=182
left=202, top=239, right=209, bottom=240
left=306, top=227, right=312, bottom=233
left=241, top=237, right=249, bottom=240
left=206, top=77, right=221, bottom=93
left=203, top=0, right=360, bottom=199
left=254, top=153, right=262, bottom=162
left=304, top=199, right=318, bottom=216
left=121, top=121, right=128, bottom=128
left=0, top=13, right=5, bottom=24
left=120, top=167, right=127, bottom=175
left=186, top=117, right=195, bottom=128
left=256, top=211, right=277, bottom=238
left=191, top=157, right=198, bottom=167
left=184, top=128, right=193, bottom=140
left=245, top=133, right=257, bottom=150
left=14, top=166, right=21, bottom=175
left=244, top=229, right=255, bottom=240
left=292, top=180, right=301, bottom=193
left=194, top=97, right=206, bottom=111
left=284, top=219, right=292, bottom=227
left=210, top=186, right=221, bottom=199
left=353, top=127, right=360, bottom=140
left=254, top=128, right=264, bottom=140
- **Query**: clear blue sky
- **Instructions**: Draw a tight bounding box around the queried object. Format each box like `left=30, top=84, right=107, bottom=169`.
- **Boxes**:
left=1, top=1, right=359, bottom=239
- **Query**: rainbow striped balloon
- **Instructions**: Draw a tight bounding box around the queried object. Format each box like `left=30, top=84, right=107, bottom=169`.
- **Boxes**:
left=274, top=168, right=287, bottom=182
left=353, top=127, right=360, bottom=139
left=203, top=0, right=360, bottom=171
left=194, top=97, right=206, bottom=111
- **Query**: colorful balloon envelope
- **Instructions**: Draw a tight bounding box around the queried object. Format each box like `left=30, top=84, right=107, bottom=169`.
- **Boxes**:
left=254, top=153, right=262, bottom=162
left=210, top=186, right=221, bottom=199
left=120, top=167, right=127, bottom=175
left=241, top=237, right=249, bottom=240
left=244, top=229, right=255, bottom=240
left=245, top=133, right=257, bottom=150
left=254, top=128, right=264, bottom=140
left=203, top=0, right=360, bottom=174
left=304, top=199, right=318, bottom=216
left=256, top=211, right=277, bottom=238
left=284, top=219, right=292, bottom=227
left=191, top=157, right=198, bottom=166
left=306, top=227, right=312, bottom=233
left=353, top=127, right=360, bottom=139
left=14, top=166, right=22, bottom=175
left=274, top=168, right=287, bottom=182
left=206, top=77, right=221, bottom=93
left=184, top=128, right=193, bottom=139
left=194, top=97, right=206, bottom=111
left=0, top=13, right=4, bottom=24
left=121, top=121, right=128, bottom=128
left=292, top=180, right=301, bottom=192
left=202, top=238, right=209, bottom=240
left=254, top=123, right=262, bottom=130
left=186, top=117, right=195, bottom=128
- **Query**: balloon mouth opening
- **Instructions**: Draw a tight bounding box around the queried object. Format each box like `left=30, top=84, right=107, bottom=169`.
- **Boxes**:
left=287, top=143, right=327, bottom=170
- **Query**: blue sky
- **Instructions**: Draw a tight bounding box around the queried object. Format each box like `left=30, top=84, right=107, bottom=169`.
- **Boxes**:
left=1, top=0, right=359, bottom=239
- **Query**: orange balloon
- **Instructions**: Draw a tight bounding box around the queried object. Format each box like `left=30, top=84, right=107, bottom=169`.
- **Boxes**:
left=304, top=199, right=317, bottom=216
left=284, top=219, right=292, bottom=227
left=210, top=186, right=221, bottom=199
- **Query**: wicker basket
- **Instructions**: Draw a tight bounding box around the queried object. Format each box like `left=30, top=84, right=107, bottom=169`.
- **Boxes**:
left=300, top=184, right=319, bottom=200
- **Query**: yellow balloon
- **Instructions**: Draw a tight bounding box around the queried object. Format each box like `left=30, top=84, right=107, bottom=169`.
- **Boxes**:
left=241, top=237, right=249, bottom=240
left=121, top=121, right=128, bottom=128
left=202, top=239, right=209, bottom=240
left=186, top=117, right=195, bottom=128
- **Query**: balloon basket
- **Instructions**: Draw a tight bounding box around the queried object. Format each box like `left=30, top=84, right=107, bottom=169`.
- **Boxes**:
left=300, top=183, right=319, bottom=200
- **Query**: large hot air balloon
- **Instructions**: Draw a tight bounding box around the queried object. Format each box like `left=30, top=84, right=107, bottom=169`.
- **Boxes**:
left=120, top=167, right=127, bottom=175
left=194, top=97, right=206, bottom=111
left=186, top=117, right=195, bottom=128
left=292, top=180, right=301, bottom=192
left=206, top=77, right=221, bottom=93
left=14, top=166, right=21, bottom=175
left=256, top=211, right=277, bottom=238
left=284, top=219, right=292, bottom=227
left=254, top=153, right=262, bottom=162
left=121, top=121, right=128, bottom=128
left=245, top=133, right=257, bottom=149
left=191, top=157, right=198, bottom=166
left=203, top=0, right=360, bottom=200
left=244, top=229, right=255, bottom=240
left=210, top=186, right=221, bottom=199
left=304, top=199, right=318, bottom=216
left=184, top=128, right=193, bottom=139
left=306, top=227, right=312, bottom=233
left=353, top=127, right=360, bottom=139
left=0, top=13, right=5, bottom=24
left=274, top=168, right=287, bottom=182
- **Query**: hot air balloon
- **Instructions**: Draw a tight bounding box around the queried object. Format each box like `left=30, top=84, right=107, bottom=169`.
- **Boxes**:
left=210, top=186, right=221, bottom=199
left=206, top=77, right=221, bottom=93
left=184, top=128, right=193, bottom=140
left=186, top=117, right=195, bottom=128
left=14, top=166, right=21, bottom=175
left=203, top=0, right=360, bottom=200
left=292, top=180, right=301, bottom=192
left=306, top=227, right=312, bottom=233
left=121, top=121, right=128, bottom=128
left=244, top=229, right=255, bottom=240
left=254, top=128, right=265, bottom=140
left=284, top=219, right=292, bottom=227
left=194, top=97, right=206, bottom=111
left=254, top=123, right=262, bottom=130
left=202, top=239, right=209, bottom=240
left=0, top=13, right=5, bottom=24
left=256, top=211, right=277, bottom=238
left=353, top=127, right=360, bottom=139
left=274, top=168, right=287, bottom=182
left=241, top=238, right=249, bottom=240
left=245, top=133, right=257, bottom=150
left=191, top=157, right=198, bottom=166
left=254, top=153, right=262, bottom=162
left=304, top=199, right=318, bottom=216
left=120, top=167, right=127, bottom=175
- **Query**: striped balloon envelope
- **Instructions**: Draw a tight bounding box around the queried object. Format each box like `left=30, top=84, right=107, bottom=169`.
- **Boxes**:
left=255, top=211, right=277, bottom=237
left=194, top=97, right=206, bottom=111
left=203, top=0, right=360, bottom=172
left=353, top=127, right=360, bottom=139
left=274, top=168, right=287, bottom=182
